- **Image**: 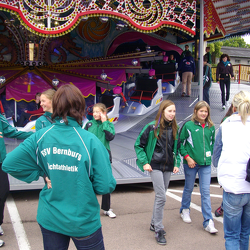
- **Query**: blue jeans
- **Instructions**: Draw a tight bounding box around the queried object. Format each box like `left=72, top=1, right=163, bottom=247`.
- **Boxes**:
left=39, top=225, right=105, bottom=250
left=203, top=87, right=210, bottom=106
left=180, top=164, right=213, bottom=228
left=223, top=191, right=250, bottom=250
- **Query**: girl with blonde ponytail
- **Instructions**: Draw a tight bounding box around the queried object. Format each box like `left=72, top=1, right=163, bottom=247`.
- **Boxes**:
left=213, top=90, right=250, bottom=249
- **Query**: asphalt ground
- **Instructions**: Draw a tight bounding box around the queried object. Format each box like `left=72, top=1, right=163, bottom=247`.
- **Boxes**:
left=0, top=178, right=237, bottom=250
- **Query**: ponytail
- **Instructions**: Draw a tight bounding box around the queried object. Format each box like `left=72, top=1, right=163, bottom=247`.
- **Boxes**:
left=232, top=91, right=250, bottom=125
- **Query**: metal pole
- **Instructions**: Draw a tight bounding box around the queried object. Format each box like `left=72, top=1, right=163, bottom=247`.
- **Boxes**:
left=199, top=0, right=204, bottom=101
left=47, top=0, right=51, bottom=29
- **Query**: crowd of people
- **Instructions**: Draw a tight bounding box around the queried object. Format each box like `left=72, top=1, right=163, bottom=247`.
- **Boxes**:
left=0, top=45, right=248, bottom=249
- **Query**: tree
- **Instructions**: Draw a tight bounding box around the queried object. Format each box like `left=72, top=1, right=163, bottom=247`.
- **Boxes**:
left=207, top=36, right=250, bottom=65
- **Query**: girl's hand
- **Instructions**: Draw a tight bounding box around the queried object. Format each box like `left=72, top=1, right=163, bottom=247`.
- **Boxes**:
left=143, top=163, right=152, bottom=172
left=186, top=157, right=196, bottom=168
left=100, top=112, right=107, bottom=123
left=173, top=167, right=179, bottom=174
left=45, top=176, right=52, bottom=189
left=0, top=132, right=2, bottom=138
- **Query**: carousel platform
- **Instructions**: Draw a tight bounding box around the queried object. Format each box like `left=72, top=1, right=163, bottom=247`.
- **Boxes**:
left=6, top=81, right=250, bottom=190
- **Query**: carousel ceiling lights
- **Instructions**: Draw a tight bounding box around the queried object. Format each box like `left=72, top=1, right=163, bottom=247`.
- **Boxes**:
left=100, top=70, right=107, bottom=81
left=52, top=76, right=59, bottom=86
left=99, top=17, right=109, bottom=23
left=132, top=59, right=138, bottom=66
left=0, top=76, right=6, bottom=85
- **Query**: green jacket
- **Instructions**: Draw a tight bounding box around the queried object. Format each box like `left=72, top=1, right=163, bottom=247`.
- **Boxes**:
left=84, top=119, right=115, bottom=161
left=2, top=117, right=116, bottom=237
left=35, top=112, right=53, bottom=131
left=0, top=114, right=33, bottom=163
left=179, top=120, right=215, bottom=166
left=134, top=121, right=180, bottom=172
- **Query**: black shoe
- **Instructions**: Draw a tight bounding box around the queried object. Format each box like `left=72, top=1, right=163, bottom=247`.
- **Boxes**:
left=155, top=230, right=166, bottom=245
left=150, top=224, right=166, bottom=235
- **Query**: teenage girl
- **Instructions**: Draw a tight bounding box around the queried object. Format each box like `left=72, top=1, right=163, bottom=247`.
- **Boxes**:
left=35, top=89, right=56, bottom=189
left=84, top=103, right=116, bottom=218
left=35, top=89, right=56, bottom=131
left=179, top=101, right=218, bottom=234
left=134, top=100, right=180, bottom=245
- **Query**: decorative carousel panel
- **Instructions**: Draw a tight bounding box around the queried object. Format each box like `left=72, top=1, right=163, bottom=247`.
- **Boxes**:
left=0, top=0, right=196, bottom=37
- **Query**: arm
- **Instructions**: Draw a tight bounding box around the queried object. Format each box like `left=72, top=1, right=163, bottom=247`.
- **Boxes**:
left=212, top=126, right=223, bottom=168
left=90, top=137, right=116, bottom=195
left=2, top=134, right=44, bottom=183
left=26, top=106, right=44, bottom=115
left=134, top=124, right=152, bottom=172
left=0, top=114, right=33, bottom=139
left=102, top=121, right=115, bottom=141
left=229, top=65, right=234, bottom=78
left=216, top=64, right=220, bottom=82
left=35, top=117, right=43, bottom=132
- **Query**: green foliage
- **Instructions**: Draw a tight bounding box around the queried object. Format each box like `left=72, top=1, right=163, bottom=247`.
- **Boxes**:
left=207, top=36, right=250, bottom=63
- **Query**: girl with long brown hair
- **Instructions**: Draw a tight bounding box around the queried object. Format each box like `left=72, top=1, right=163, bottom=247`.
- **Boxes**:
left=134, top=99, right=180, bottom=245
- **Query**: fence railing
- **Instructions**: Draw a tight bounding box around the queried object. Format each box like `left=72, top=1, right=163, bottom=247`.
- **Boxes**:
left=211, top=64, right=250, bottom=83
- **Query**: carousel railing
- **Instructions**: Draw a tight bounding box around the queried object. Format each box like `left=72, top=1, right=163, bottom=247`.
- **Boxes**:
left=211, top=64, right=250, bottom=83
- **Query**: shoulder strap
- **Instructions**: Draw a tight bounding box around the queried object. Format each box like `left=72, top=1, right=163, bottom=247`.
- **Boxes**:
left=44, top=115, right=54, bottom=124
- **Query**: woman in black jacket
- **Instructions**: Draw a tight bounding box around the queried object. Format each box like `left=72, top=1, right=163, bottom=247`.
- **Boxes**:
left=216, top=54, right=234, bottom=110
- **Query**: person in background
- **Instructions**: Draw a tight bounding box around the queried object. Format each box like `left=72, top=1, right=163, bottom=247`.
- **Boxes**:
left=2, top=85, right=116, bottom=250
left=14, top=92, right=44, bottom=127
left=134, top=100, right=180, bottom=245
left=181, top=45, right=191, bottom=59
left=179, top=101, right=218, bottom=234
left=178, top=51, right=196, bottom=97
left=168, top=54, right=176, bottom=64
left=0, top=115, right=33, bottom=248
left=85, top=103, right=116, bottom=218
left=214, top=104, right=234, bottom=218
left=35, top=89, right=56, bottom=132
left=216, top=54, right=234, bottom=110
left=35, top=89, right=56, bottom=190
left=213, top=90, right=250, bottom=249
left=205, top=47, right=212, bottom=67
left=203, top=55, right=212, bottom=105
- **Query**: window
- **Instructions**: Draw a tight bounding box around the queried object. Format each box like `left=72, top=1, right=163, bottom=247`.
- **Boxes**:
left=235, top=59, right=241, bottom=63
left=248, top=60, right=250, bottom=64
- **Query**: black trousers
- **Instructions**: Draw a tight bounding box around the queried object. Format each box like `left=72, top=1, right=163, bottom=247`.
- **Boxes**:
left=101, top=193, right=110, bottom=211
left=219, top=78, right=230, bottom=106
left=0, top=163, right=9, bottom=225
left=14, top=113, right=38, bottom=127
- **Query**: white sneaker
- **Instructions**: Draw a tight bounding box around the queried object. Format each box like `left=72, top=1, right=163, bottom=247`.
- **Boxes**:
left=222, top=105, right=226, bottom=110
left=181, top=209, right=192, bottom=223
left=204, top=219, right=218, bottom=234
left=0, top=225, right=3, bottom=236
left=226, top=101, right=230, bottom=107
left=103, top=209, right=116, bottom=218
left=0, top=239, right=4, bottom=247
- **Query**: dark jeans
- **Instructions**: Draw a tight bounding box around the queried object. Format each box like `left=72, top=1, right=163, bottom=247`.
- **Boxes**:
left=203, top=87, right=210, bottom=106
left=39, top=225, right=105, bottom=250
left=219, top=79, right=230, bottom=105
left=14, top=112, right=38, bottom=127
left=101, top=193, right=110, bottom=211
left=0, top=163, right=9, bottom=225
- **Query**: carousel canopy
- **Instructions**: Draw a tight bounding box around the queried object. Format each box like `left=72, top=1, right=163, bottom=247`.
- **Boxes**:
left=0, top=0, right=249, bottom=40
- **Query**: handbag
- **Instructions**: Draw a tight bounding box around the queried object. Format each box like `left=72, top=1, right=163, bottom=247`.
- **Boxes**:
left=245, top=158, right=250, bottom=183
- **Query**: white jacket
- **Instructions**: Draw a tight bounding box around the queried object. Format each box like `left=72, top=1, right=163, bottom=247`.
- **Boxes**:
left=217, top=114, right=250, bottom=194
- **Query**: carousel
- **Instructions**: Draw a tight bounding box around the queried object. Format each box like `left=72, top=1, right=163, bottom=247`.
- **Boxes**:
left=0, top=0, right=249, bottom=189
